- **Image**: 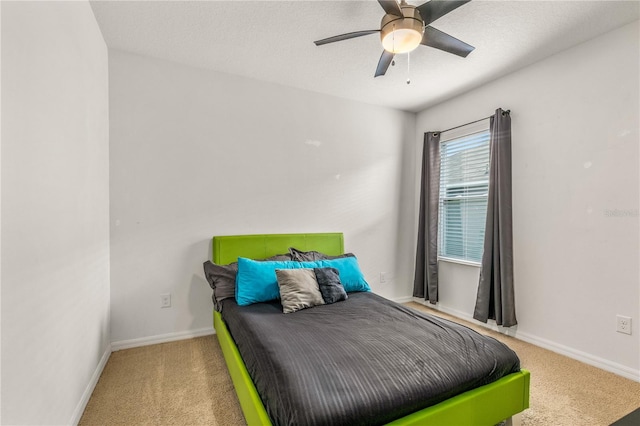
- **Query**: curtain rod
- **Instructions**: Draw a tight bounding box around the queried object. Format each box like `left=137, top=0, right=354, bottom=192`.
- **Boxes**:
left=435, top=109, right=510, bottom=136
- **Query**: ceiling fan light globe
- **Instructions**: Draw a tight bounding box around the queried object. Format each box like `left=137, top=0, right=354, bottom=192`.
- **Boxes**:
left=379, top=6, right=424, bottom=54
left=381, top=27, right=422, bottom=53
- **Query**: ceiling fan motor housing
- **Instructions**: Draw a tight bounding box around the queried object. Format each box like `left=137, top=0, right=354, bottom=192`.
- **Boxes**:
left=380, top=5, right=424, bottom=54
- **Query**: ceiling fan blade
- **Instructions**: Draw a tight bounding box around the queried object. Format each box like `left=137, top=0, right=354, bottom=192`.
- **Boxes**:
left=417, top=0, right=470, bottom=26
left=375, top=50, right=395, bottom=77
left=421, top=26, right=475, bottom=57
left=378, top=0, right=403, bottom=16
left=314, top=30, right=380, bottom=46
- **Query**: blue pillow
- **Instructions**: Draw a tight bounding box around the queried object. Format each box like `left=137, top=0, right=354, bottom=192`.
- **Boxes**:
left=235, top=258, right=295, bottom=306
left=235, top=256, right=370, bottom=306
left=312, top=257, right=371, bottom=293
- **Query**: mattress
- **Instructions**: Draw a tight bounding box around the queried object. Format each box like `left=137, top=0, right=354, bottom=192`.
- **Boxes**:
left=220, top=292, right=521, bottom=426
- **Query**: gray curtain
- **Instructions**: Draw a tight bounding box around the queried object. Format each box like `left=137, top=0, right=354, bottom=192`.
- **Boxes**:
left=413, top=132, right=441, bottom=303
left=473, top=109, right=517, bottom=327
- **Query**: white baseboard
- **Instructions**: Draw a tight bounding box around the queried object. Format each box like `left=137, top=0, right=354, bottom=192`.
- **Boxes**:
left=111, top=327, right=215, bottom=352
left=70, top=344, right=111, bottom=425
left=391, top=296, right=415, bottom=304
left=410, top=297, right=640, bottom=382
left=412, top=299, right=519, bottom=337
left=514, top=330, right=639, bottom=382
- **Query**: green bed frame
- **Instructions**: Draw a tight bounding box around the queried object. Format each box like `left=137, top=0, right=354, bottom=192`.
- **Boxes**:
left=212, top=233, right=530, bottom=425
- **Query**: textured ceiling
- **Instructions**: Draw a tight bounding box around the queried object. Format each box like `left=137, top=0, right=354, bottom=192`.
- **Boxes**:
left=90, top=0, right=640, bottom=112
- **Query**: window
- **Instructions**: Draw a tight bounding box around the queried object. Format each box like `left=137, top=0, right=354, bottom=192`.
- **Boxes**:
left=438, top=128, right=490, bottom=264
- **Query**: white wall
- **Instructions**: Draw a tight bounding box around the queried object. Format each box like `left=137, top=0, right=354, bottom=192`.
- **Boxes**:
left=416, top=21, right=640, bottom=379
left=0, top=3, right=3, bottom=420
left=108, top=50, right=416, bottom=344
left=1, top=2, right=110, bottom=424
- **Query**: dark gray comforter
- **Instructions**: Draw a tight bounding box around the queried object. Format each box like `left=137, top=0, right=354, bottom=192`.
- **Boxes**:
left=220, top=292, right=520, bottom=426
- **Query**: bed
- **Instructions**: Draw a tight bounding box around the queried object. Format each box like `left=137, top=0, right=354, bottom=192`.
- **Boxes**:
left=209, top=233, right=530, bottom=425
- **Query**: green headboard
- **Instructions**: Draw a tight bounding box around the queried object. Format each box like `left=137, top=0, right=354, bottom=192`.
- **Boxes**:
left=212, top=233, right=344, bottom=265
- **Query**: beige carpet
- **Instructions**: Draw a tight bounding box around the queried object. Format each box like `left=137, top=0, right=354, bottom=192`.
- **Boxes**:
left=405, top=303, right=640, bottom=425
left=80, top=304, right=640, bottom=425
left=80, top=336, right=245, bottom=426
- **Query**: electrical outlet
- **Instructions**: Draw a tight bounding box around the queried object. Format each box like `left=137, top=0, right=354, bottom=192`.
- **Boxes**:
left=380, top=272, right=387, bottom=284
left=160, top=293, right=171, bottom=308
left=616, top=315, right=631, bottom=335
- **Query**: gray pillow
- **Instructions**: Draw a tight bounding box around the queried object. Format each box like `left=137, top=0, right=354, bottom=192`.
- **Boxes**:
left=203, top=253, right=293, bottom=311
left=275, top=268, right=325, bottom=314
left=314, top=267, right=348, bottom=304
left=203, top=261, right=237, bottom=311
left=288, top=247, right=355, bottom=262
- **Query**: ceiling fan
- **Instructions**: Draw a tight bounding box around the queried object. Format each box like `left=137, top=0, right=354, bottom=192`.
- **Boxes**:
left=314, top=0, right=475, bottom=78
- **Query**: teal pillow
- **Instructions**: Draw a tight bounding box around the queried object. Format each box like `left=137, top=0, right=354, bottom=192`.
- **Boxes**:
left=235, top=256, right=370, bottom=306
left=236, top=258, right=295, bottom=306
left=315, top=257, right=371, bottom=293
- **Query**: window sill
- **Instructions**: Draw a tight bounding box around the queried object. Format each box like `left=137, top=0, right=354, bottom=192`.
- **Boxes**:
left=438, top=257, right=481, bottom=267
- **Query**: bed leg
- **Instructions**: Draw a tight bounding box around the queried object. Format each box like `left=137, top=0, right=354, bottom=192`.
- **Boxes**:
left=503, top=412, right=522, bottom=426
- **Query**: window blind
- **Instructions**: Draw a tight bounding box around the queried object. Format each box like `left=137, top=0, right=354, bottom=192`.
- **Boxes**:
left=438, top=130, right=490, bottom=263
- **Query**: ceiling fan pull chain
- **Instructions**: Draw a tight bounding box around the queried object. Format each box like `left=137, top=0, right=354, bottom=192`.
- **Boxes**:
left=407, top=52, right=411, bottom=84
left=392, top=23, right=395, bottom=51
left=391, top=24, right=396, bottom=66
